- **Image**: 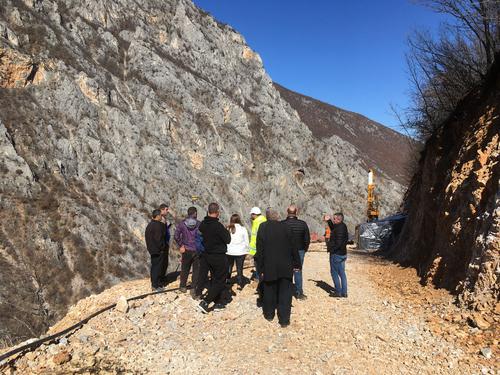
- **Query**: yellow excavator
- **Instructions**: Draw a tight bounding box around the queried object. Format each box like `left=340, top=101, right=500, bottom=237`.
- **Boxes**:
left=367, top=169, right=379, bottom=221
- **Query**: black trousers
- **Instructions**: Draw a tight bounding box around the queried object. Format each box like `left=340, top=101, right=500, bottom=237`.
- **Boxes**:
left=254, top=257, right=263, bottom=300
left=204, top=253, right=229, bottom=304
left=150, top=251, right=168, bottom=288
left=179, top=251, right=200, bottom=289
left=228, top=255, right=246, bottom=286
left=195, top=253, right=209, bottom=296
left=160, top=248, right=169, bottom=283
left=262, top=278, right=293, bottom=324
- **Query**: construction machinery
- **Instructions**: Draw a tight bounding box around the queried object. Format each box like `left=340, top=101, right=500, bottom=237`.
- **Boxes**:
left=367, top=169, right=379, bottom=221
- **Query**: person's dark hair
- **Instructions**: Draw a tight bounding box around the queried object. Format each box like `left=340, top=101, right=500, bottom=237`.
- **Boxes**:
left=267, top=209, right=280, bottom=221
left=187, top=206, right=197, bottom=217
left=208, top=202, right=219, bottom=214
left=159, top=203, right=168, bottom=210
left=227, top=214, right=242, bottom=234
left=334, top=212, right=344, bottom=221
left=152, top=209, right=161, bottom=218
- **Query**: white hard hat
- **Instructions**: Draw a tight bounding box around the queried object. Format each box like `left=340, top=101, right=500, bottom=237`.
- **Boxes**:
left=250, top=207, right=261, bottom=215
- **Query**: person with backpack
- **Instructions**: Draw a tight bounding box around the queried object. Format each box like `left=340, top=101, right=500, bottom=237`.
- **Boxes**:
left=324, top=212, right=349, bottom=298
left=145, top=209, right=168, bottom=291
left=226, top=214, right=249, bottom=290
left=174, top=207, right=201, bottom=296
left=197, top=203, right=231, bottom=313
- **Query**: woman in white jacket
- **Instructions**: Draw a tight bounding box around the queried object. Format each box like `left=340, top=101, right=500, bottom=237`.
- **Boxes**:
left=226, top=214, right=249, bottom=290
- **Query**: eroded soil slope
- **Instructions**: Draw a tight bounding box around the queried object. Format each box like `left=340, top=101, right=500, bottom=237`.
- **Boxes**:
left=388, top=56, right=500, bottom=313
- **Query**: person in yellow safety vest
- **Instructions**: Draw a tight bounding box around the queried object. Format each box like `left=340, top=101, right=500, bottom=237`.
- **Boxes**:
left=249, top=207, right=267, bottom=254
left=249, top=207, right=267, bottom=281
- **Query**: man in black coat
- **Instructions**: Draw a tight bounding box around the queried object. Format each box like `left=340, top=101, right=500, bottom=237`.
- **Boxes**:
left=256, top=209, right=301, bottom=327
left=282, top=205, right=310, bottom=300
left=145, top=209, right=168, bottom=291
left=197, top=202, right=231, bottom=314
left=325, top=212, right=349, bottom=297
left=158, top=203, right=171, bottom=284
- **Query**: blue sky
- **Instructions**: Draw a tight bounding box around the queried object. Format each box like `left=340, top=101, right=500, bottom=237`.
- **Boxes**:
left=192, top=0, right=449, bottom=134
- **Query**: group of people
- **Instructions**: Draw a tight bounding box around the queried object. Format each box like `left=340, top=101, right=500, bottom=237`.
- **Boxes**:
left=144, top=202, right=349, bottom=327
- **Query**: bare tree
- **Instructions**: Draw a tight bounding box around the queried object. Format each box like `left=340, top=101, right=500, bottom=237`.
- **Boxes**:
left=405, top=0, right=500, bottom=139
left=422, top=1, right=499, bottom=60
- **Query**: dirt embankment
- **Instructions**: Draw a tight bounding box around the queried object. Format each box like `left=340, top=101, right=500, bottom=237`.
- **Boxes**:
left=388, top=56, right=500, bottom=313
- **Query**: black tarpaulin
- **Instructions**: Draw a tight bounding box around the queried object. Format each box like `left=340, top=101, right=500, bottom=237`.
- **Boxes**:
left=355, top=214, right=406, bottom=252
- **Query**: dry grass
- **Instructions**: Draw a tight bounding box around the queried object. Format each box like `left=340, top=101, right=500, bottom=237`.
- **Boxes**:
left=0, top=335, right=15, bottom=350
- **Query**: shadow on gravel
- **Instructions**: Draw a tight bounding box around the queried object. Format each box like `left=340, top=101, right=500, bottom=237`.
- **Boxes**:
left=164, top=271, right=181, bottom=285
left=310, top=279, right=335, bottom=295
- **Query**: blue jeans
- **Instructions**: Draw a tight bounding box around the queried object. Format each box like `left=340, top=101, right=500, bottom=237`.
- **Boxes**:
left=329, top=254, right=347, bottom=296
left=293, top=250, right=306, bottom=295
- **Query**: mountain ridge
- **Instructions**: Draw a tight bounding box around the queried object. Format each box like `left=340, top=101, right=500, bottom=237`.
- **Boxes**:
left=274, top=82, right=414, bottom=185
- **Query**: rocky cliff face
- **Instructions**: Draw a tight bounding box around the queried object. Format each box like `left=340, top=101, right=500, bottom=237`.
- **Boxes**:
left=388, top=57, right=500, bottom=313
left=0, top=0, right=406, bottom=343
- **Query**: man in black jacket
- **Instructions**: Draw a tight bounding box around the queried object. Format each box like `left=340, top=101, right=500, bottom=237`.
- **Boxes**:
left=158, top=203, right=171, bottom=284
left=145, top=209, right=168, bottom=291
left=325, top=212, right=349, bottom=297
left=257, top=209, right=301, bottom=327
left=282, top=205, right=310, bottom=300
left=197, top=202, right=231, bottom=313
